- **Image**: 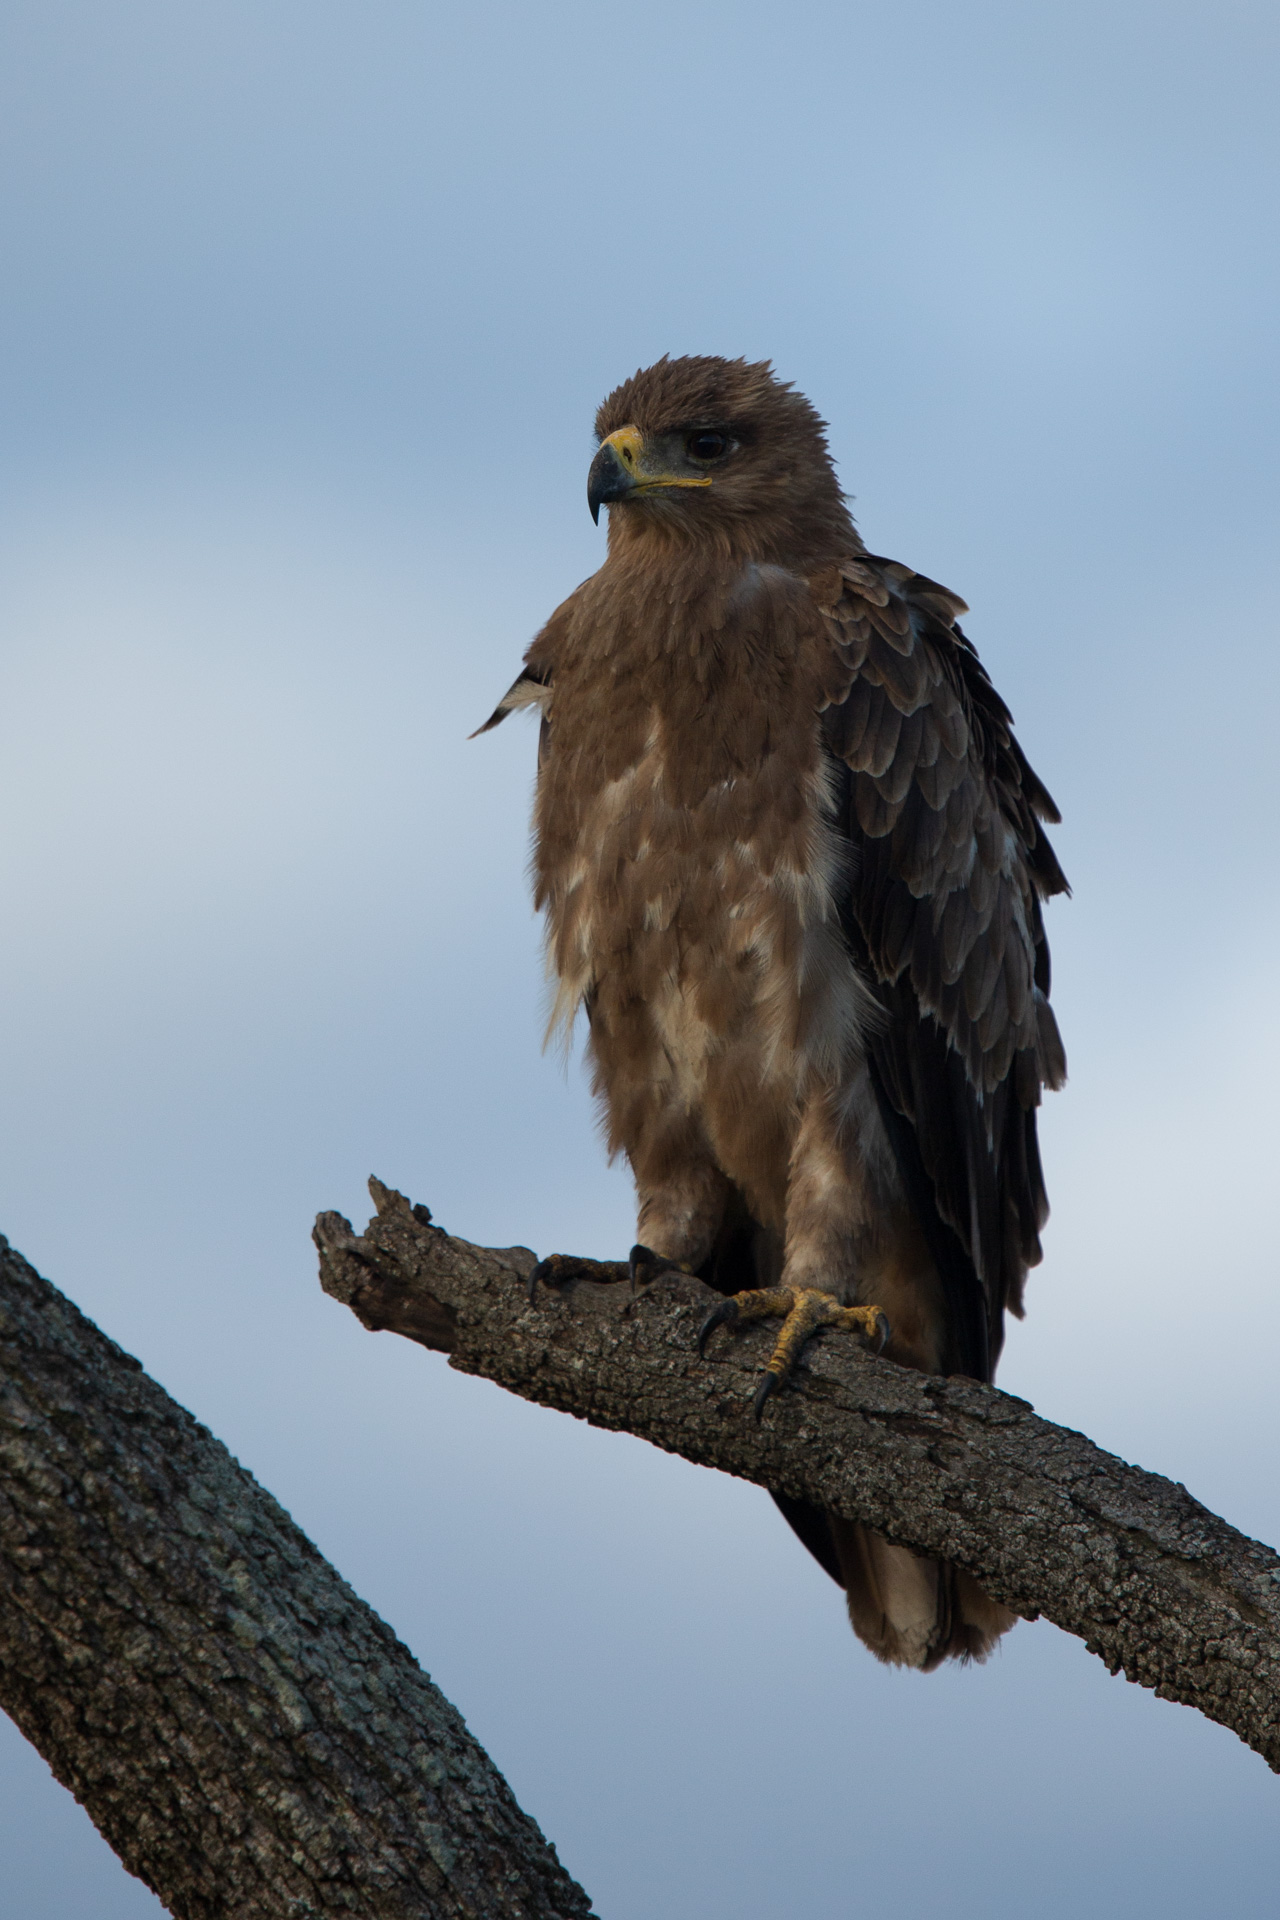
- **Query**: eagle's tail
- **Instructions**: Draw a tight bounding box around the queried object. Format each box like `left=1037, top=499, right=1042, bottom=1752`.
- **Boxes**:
left=827, top=1516, right=1014, bottom=1670
left=770, top=1491, right=1013, bottom=1668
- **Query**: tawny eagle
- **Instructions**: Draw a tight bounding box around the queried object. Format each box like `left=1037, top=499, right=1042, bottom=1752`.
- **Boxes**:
left=478, top=356, right=1067, bottom=1668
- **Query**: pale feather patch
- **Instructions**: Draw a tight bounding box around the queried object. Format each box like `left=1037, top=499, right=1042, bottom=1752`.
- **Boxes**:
left=541, top=725, right=879, bottom=1115
left=542, top=758, right=646, bottom=1052
left=726, top=559, right=804, bottom=613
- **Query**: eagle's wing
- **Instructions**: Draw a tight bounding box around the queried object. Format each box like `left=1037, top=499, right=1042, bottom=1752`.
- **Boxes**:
left=471, top=582, right=585, bottom=750
left=811, top=557, right=1068, bottom=1380
left=470, top=658, right=552, bottom=738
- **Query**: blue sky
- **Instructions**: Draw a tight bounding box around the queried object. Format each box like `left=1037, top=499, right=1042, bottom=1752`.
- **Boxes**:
left=1, top=3, right=1278, bottom=1914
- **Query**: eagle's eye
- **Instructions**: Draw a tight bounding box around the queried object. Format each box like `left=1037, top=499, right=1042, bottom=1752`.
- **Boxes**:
left=685, top=431, right=733, bottom=463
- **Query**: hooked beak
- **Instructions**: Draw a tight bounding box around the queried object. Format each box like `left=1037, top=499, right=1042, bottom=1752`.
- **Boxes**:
left=587, top=426, right=643, bottom=524
left=586, top=423, right=712, bottom=524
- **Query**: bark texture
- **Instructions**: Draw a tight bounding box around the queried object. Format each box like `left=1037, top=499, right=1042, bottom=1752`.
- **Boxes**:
left=0, top=1231, right=594, bottom=1920
left=317, top=1179, right=1280, bottom=1774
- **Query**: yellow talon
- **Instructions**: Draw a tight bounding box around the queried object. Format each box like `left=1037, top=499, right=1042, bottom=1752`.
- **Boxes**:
left=697, top=1285, right=889, bottom=1419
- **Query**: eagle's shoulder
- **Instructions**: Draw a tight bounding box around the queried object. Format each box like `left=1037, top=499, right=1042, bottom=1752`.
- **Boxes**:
left=807, top=553, right=1067, bottom=901
left=470, top=579, right=592, bottom=737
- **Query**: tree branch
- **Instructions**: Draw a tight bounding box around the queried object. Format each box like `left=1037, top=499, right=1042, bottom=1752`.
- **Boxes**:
left=315, top=1179, right=1280, bottom=1774
left=0, top=1230, right=594, bottom=1920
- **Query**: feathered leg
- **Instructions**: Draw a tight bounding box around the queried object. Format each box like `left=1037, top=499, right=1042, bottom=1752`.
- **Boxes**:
left=528, top=1155, right=731, bottom=1298
left=699, top=1087, right=889, bottom=1414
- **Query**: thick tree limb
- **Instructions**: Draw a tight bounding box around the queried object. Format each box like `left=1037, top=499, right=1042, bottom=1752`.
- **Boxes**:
left=316, top=1179, right=1280, bottom=1774
left=0, top=1231, right=594, bottom=1920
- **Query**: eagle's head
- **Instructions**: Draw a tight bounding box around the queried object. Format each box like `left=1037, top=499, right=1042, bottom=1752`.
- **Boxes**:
left=588, top=355, right=854, bottom=566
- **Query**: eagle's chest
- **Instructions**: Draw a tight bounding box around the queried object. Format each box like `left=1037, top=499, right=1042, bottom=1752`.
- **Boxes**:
left=540, top=709, right=865, bottom=1098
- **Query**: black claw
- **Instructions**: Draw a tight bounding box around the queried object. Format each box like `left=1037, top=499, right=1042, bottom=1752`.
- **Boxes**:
left=872, top=1311, right=890, bottom=1356
left=628, top=1244, right=691, bottom=1294
left=628, top=1243, right=663, bottom=1292
left=697, top=1296, right=740, bottom=1359
left=752, top=1371, right=778, bottom=1422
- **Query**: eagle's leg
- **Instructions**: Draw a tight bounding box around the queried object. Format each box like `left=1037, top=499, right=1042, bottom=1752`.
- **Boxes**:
left=527, top=1246, right=688, bottom=1302
left=699, top=1084, right=889, bottom=1416
left=634, top=1157, right=734, bottom=1277
left=529, top=1159, right=731, bottom=1303
left=698, top=1289, right=888, bottom=1418
left=526, top=1251, right=633, bottom=1301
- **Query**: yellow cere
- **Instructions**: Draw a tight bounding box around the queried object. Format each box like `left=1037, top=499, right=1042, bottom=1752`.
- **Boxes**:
left=603, top=424, right=713, bottom=491
left=602, top=425, right=645, bottom=469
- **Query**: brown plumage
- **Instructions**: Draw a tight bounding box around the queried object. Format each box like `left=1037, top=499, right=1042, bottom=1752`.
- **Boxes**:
left=479, top=356, right=1067, bottom=1669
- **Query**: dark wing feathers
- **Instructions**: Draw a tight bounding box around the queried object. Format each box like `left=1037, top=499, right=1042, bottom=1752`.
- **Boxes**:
left=817, top=557, right=1067, bottom=1380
